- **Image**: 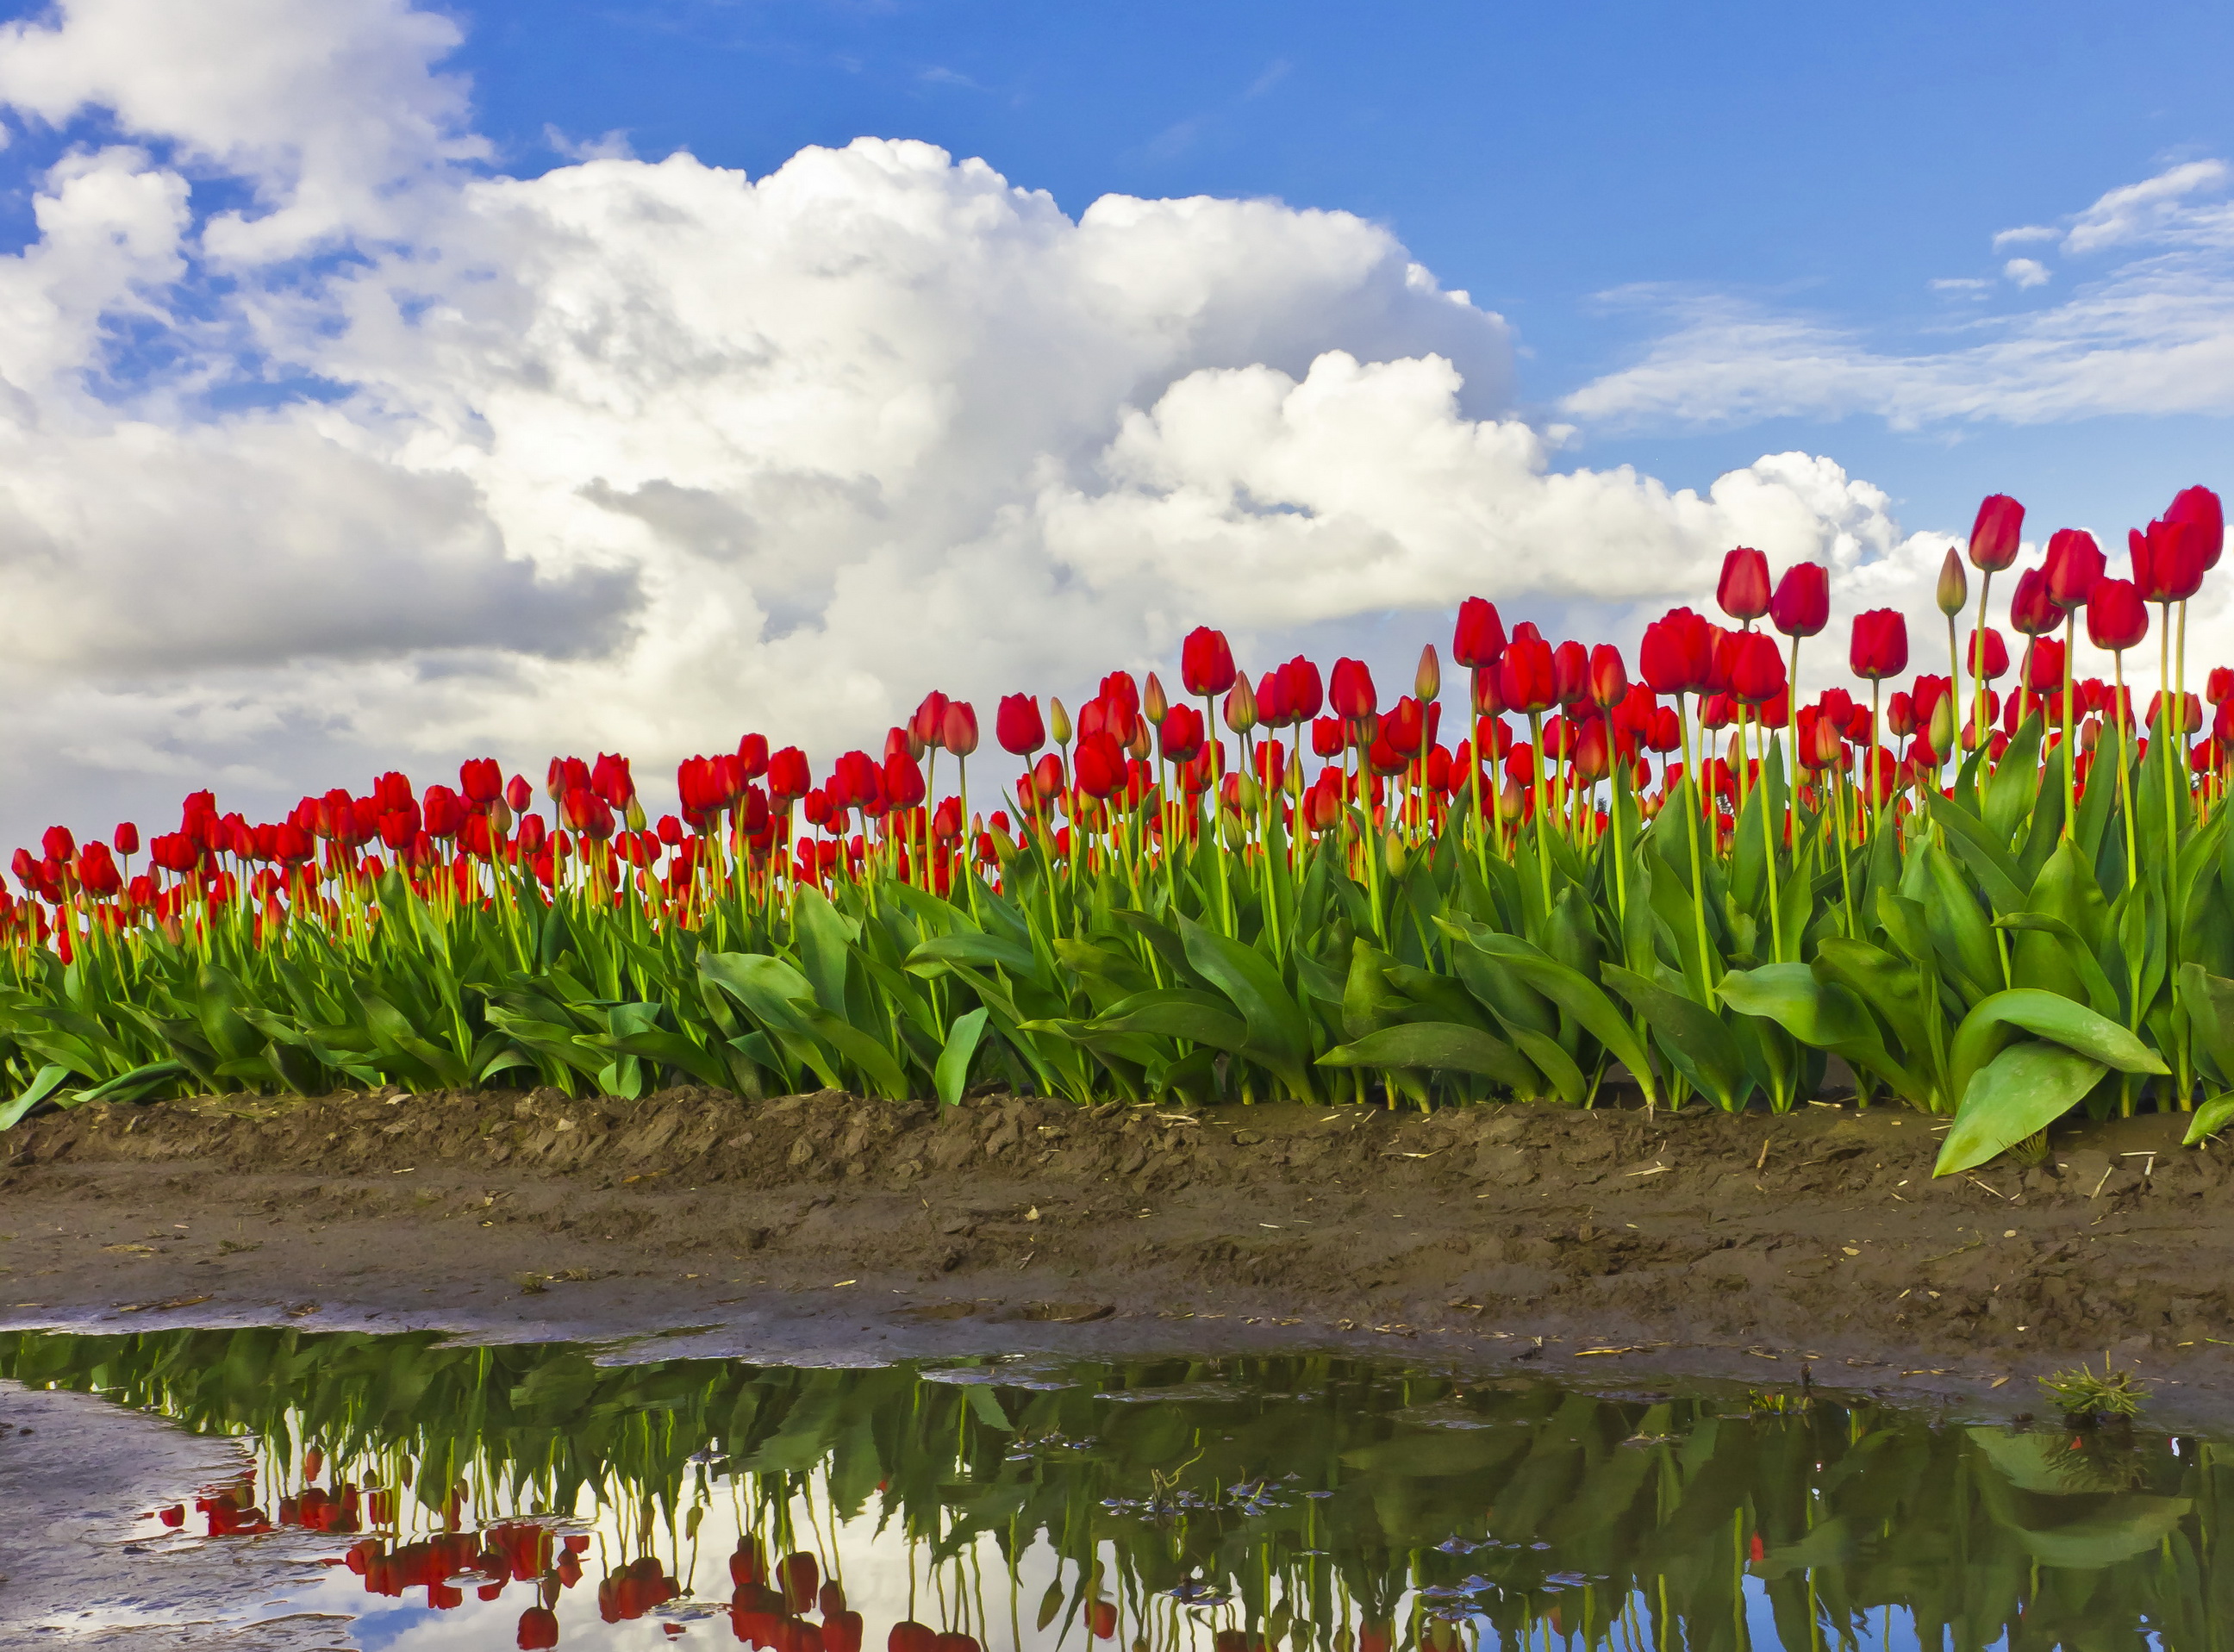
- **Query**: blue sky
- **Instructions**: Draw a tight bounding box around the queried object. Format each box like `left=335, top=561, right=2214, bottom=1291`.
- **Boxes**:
left=435, top=0, right=2234, bottom=530
left=0, top=0, right=2229, bottom=843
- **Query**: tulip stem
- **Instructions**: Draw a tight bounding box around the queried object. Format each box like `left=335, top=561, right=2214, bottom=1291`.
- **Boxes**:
left=1676, top=696, right=1713, bottom=995
left=1526, top=711, right=1552, bottom=917
left=1972, top=570, right=1995, bottom=766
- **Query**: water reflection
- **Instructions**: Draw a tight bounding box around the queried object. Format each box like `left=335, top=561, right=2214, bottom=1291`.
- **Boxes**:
left=2, top=1327, right=2226, bottom=1649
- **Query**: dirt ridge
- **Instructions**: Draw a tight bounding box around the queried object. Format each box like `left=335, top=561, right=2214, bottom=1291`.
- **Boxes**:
left=5, top=1090, right=2232, bottom=1413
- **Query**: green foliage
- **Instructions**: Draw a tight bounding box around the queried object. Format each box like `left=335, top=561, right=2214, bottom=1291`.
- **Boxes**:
left=3, top=709, right=2227, bottom=1174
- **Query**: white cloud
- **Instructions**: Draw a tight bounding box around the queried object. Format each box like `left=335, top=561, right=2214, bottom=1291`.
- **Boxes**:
left=1991, top=224, right=2059, bottom=251
left=1565, top=159, right=2234, bottom=431
left=0, top=0, right=1945, bottom=845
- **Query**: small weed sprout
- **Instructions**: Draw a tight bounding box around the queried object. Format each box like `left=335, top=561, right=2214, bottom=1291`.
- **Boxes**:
left=2038, top=1355, right=2149, bottom=1419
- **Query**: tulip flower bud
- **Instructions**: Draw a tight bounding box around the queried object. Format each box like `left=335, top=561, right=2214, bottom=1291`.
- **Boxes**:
left=1384, top=834, right=1407, bottom=878
left=1219, top=812, right=1246, bottom=851
left=1414, top=644, right=1441, bottom=702
left=1049, top=697, right=1072, bottom=745
left=1238, top=772, right=1262, bottom=812
left=1142, top=672, right=1169, bottom=726
left=1223, top=676, right=1257, bottom=733
left=1497, top=778, right=1526, bottom=824
left=1928, top=690, right=1956, bottom=758
left=1936, top=545, right=1969, bottom=616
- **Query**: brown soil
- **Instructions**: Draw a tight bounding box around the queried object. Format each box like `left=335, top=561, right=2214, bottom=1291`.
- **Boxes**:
left=6, top=1088, right=2234, bottom=1420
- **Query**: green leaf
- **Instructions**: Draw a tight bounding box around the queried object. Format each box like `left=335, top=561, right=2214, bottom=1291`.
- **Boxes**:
left=1601, top=965, right=1749, bottom=1110
left=0, top=1063, right=73, bottom=1129
left=1177, top=917, right=1317, bottom=1100
left=1078, top=989, right=1250, bottom=1052
left=797, top=1004, right=912, bottom=1100
left=1316, top=1022, right=1541, bottom=1093
left=791, top=888, right=859, bottom=1019
left=1948, top=988, right=2166, bottom=1106
left=1457, top=930, right=1658, bottom=1102
left=2183, top=1091, right=2234, bottom=1145
left=1716, top=963, right=1925, bottom=1104
left=934, top=1008, right=989, bottom=1107
left=1934, top=1042, right=2108, bottom=1176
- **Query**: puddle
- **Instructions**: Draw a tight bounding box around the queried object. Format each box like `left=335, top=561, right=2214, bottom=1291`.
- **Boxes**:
left=0, top=1325, right=2226, bottom=1648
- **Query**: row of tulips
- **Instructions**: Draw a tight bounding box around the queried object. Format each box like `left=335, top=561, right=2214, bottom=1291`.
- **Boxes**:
left=5, top=487, right=2234, bottom=1172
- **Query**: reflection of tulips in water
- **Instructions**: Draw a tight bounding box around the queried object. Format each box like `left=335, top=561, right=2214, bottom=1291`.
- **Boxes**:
left=39, top=1327, right=2234, bottom=1649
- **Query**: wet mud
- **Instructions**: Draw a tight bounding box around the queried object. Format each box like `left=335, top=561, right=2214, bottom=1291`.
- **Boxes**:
left=5, top=1088, right=2234, bottom=1421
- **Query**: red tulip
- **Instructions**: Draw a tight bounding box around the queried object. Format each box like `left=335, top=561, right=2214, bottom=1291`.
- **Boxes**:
left=2166, top=485, right=2225, bottom=570
left=1383, top=696, right=1426, bottom=758
left=1716, top=546, right=1771, bottom=622
left=1639, top=607, right=1713, bottom=696
left=2024, top=636, right=2065, bottom=695
left=2043, top=528, right=2105, bottom=609
left=1181, top=627, right=1238, bottom=697
left=1497, top=634, right=1557, bottom=714
left=1159, top=703, right=1206, bottom=764
left=890, top=1624, right=938, bottom=1652
left=1969, top=493, right=2025, bottom=572
left=2087, top=579, right=2149, bottom=651
left=1850, top=608, right=1908, bottom=680
left=73, top=843, right=122, bottom=897
left=995, top=694, right=1045, bottom=757
left=2210, top=666, right=2234, bottom=707
left=2131, top=518, right=2208, bottom=602
left=1328, top=657, right=1377, bottom=720
left=1968, top=627, right=2010, bottom=680
left=1452, top=596, right=1506, bottom=667
left=590, top=752, right=634, bottom=809
left=1588, top=644, right=1627, bottom=710
left=457, top=758, right=501, bottom=806
left=111, top=821, right=140, bottom=857
left=767, top=747, right=812, bottom=802
left=1030, top=753, right=1067, bottom=801
left=942, top=701, right=979, bottom=757
left=41, top=825, right=73, bottom=863
left=1076, top=732, right=1126, bottom=799
left=2007, top=567, right=2062, bottom=637
left=1253, top=670, right=1288, bottom=728
left=1278, top=656, right=1324, bottom=721
left=1886, top=691, right=1915, bottom=739
left=1310, top=716, right=1345, bottom=759
left=1551, top=640, right=1590, bottom=707
left=504, top=774, right=534, bottom=813
left=421, top=785, right=466, bottom=839
left=883, top=753, right=926, bottom=811
left=1727, top=631, right=1787, bottom=705
left=516, top=1606, right=560, bottom=1649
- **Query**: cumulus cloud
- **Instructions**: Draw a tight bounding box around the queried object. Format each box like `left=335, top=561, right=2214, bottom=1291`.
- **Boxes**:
left=1566, top=159, right=2234, bottom=431
left=0, top=0, right=1943, bottom=845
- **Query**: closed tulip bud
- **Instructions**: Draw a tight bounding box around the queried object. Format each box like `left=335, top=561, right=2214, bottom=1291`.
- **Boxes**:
left=1413, top=644, right=1440, bottom=702
left=1716, top=546, right=1771, bottom=623
left=1383, top=833, right=1407, bottom=878
left=1968, top=626, right=2010, bottom=680
left=113, top=822, right=140, bottom=856
left=1498, top=776, right=1526, bottom=823
left=1931, top=545, right=1968, bottom=616
left=1223, top=675, right=1257, bottom=733
left=1142, top=672, right=1169, bottom=726
left=1928, top=690, right=1956, bottom=757
left=505, top=774, right=533, bottom=814
left=1968, top=493, right=2025, bottom=572
left=1049, top=697, right=1072, bottom=745
left=1237, top=771, right=1262, bottom=812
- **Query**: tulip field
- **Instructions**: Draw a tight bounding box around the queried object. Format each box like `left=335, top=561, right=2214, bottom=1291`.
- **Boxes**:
left=6, top=488, right=2234, bottom=1176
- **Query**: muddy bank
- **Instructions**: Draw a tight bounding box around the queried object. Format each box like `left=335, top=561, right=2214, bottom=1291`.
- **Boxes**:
left=5, top=1088, right=2234, bottom=1419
